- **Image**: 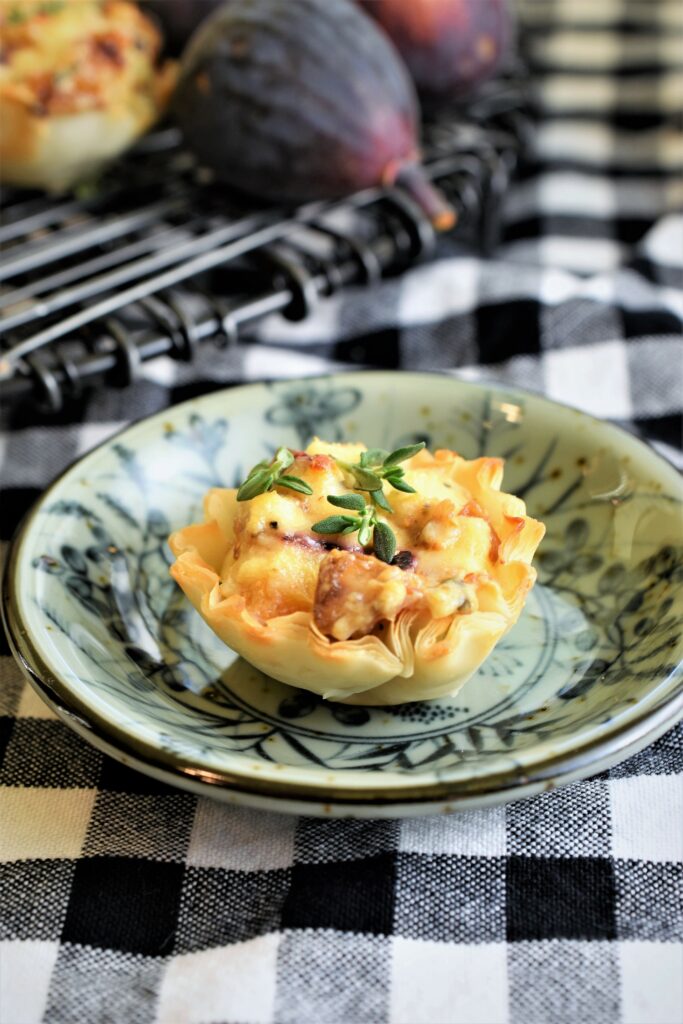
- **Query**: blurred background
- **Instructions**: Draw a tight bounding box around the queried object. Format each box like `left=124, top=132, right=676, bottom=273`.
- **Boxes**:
left=0, top=0, right=680, bottom=474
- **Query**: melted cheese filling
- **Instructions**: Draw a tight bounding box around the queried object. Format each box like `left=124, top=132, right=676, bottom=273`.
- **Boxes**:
left=216, top=440, right=525, bottom=641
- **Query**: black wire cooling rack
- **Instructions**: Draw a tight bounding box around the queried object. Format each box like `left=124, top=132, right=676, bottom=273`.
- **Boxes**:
left=0, top=71, right=532, bottom=411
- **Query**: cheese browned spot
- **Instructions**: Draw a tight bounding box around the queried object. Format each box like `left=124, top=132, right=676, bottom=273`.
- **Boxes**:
left=313, top=549, right=422, bottom=641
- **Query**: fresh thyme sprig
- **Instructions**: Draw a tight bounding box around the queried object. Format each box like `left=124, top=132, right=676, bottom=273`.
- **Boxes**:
left=312, top=494, right=397, bottom=563
left=237, top=442, right=425, bottom=559
left=236, top=447, right=313, bottom=501
left=335, top=442, right=425, bottom=507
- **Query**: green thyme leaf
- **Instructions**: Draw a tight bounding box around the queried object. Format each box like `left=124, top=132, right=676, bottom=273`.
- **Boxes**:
left=273, top=447, right=294, bottom=471
left=237, top=468, right=274, bottom=501
left=277, top=475, right=313, bottom=495
left=370, top=488, right=393, bottom=513
left=334, top=443, right=423, bottom=499
left=387, top=477, right=416, bottom=494
left=38, top=1, right=66, bottom=14
left=327, top=493, right=366, bottom=512
left=237, top=448, right=310, bottom=501
left=383, top=442, right=426, bottom=466
left=311, top=515, right=358, bottom=534
left=350, top=466, right=384, bottom=491
left=7, top=6, right=28, bottom=23
left=313, top=490, right=398, bottom=563
left=360, top=448, right=389, bottom=467
left=373, top=521, right=397, bottom=564
left=357, top=520, right=372, bottom=546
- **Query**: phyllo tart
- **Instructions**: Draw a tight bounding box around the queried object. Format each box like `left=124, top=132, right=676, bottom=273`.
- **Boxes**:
left=169, top=439, right=545, bottom=705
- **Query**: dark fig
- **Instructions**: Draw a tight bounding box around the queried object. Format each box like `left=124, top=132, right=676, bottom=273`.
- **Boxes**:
left=359, top=0, right=513, bottom=100
left=174, top=0, right=454, bottom=228
left=143, top=1, right=225, bottom=55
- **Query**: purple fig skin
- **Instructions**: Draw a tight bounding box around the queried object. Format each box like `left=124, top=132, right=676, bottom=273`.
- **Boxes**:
left=174, top=0, right=454, bottom=228
left=359, top=0, right=513, bottom=100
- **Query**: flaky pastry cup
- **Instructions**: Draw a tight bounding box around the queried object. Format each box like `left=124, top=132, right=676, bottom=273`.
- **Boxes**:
left=169, top=450, right=545, bottom=705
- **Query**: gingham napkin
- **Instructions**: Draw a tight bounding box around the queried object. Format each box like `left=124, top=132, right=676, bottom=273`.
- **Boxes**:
left=1, top=1, right=682, bottom=1022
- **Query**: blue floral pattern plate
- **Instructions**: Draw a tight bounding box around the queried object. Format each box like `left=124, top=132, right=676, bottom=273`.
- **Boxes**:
left=3, top=373, right=682, bottom=816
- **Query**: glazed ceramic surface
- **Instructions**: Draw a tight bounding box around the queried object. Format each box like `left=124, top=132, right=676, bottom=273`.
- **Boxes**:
left=4, top=373, right=682, bottom=816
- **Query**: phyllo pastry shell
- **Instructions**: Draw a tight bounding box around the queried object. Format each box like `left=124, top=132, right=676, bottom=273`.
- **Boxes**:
left=169, top=440, right=545, bottom=705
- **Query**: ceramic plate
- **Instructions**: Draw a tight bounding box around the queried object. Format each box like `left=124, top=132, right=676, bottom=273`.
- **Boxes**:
left=4, top=373, right=682, bottom=817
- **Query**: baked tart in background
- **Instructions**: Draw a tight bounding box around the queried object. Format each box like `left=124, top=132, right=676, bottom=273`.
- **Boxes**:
left=0, top=0, right=176, bottom=191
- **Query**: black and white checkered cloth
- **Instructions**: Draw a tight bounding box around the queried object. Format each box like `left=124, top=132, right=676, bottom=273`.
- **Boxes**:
left=1, top=1, right=682, bottom=1022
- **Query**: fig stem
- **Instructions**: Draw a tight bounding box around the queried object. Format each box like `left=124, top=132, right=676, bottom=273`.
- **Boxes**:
left=392, top=162, right=456, bottom=232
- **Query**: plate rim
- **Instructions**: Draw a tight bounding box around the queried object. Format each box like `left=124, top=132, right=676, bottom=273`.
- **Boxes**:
left=3, top=371, right=683, bottom=807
